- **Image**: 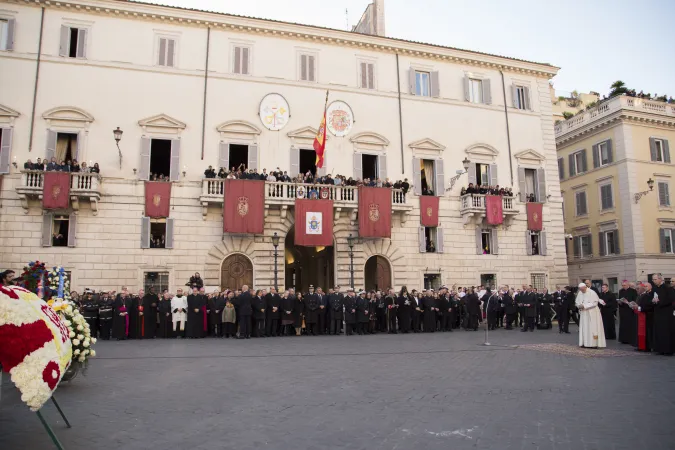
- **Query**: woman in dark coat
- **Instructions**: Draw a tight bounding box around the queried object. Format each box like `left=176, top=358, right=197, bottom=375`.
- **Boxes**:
left=281, top=291, right=295, bottom=336
left=293, top=292, right=305, bottom=336
left=396, top=286, right=412, bottom=333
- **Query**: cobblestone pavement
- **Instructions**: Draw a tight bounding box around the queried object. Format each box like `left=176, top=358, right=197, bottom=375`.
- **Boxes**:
left=2, top=326, right=674, bottom=450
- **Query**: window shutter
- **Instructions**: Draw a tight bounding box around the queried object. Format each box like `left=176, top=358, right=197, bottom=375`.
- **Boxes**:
left=234, top=46, right=241, bottom=74
left=430, top=71, right=440, bottom=98
left=218, top=142, right=229, bottom=171
left=598, top=232, right=606, bottom=256
left=353, top=152, right=363, bottom=180
left=248, top=144, right=258, bottom=170
left=165, top=218, right=175, bottom=249
left=573, top=236, right=580, bottom=258
left=588, top=234, right=593, bottom=257
left=437, top=227, right=444, bottom=254
left=540, top=231, right=547, bottom=256
left=158, top=38, right=166, bottom=66
left=581, top=149, right=588, bottom=172
left=592, top=144, right=599, bottom=168
left=42, top=213, right=53, bottom=247
left=434, top=159, right=444, bottom=196
left=613, top=230, right=620, bottom=255
left=169, top=139, right=181, bottom=181
left=139, top=137, right=151, bottom=180
left=659, top=229, right=667, bottom=253
left=524, top=86, right=531, bottom=110
left=73, top=132, right=81, bottom=161
left=475, top=228, right=483, bottom=255
left=468, top=162, right=477, bottom=185
left=518, top=167, right=527, bottom=202
left=76, top=28, right=87, bottom=58
left=289, top=147, right=299, bottom=177
left=463, top=76, right=470, bottom=102
left=409, top=68, right=416, bottom=94
left=558, top=158, right=564, bottom=180
left=318, top=151, right=327, bottom=177
left=418, top=226, right=426, bottom=253
left=308, top=55, right=315, bottom=81
left=242, top=47, right=249, bottom=74
left=59, top=25, right=69, bottom=57
left=367, top=63, right=374, bottom=89
left=360, top=62, right=367, bottom=88
left=67, top=214, right=77, bottom=247
left=482, top=79, right=492, bottom=105
left=511, top=85, right=519, bottom=108
left=578, top=191, right=587, bottom=215
left=649, top=137, right=657, bottom=161
left=0, top=128, right=12, bottom=174
left=489, top=164, right=498, bottom=187
left=6, top=18, right=15, bottom=51
left=606, top=139, right=613, bottom=163
left=525, top=231, right=532, bottom=255
left=167, top=39, right=175, bottom=67
left=491, top=229, right=499, bottom=254
left=536, top=168, right=546, bottom=202
left=378, top=154, right=387, bottom=181
left=664, top=140, right=671, bottom=163
left=46, top=129, right=57, bottom=162
left=140, top=217, right=150, bottom=249
left=658, top=182, right=668, bottom=206
left=300, top=54, right=307, bottom=80
left=568, top=154, right=576, bottom=176
left=412, top=157, right=422, bottom=195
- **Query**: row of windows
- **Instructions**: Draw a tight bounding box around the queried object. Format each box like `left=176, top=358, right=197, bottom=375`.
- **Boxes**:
left=574, top=179, right=670, bottom=217
left=571, top=227, right=675, bottom=259
left=558, top=137, right=671, bottom=180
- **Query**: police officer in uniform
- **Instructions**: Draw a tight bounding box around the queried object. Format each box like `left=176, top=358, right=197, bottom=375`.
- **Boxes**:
left=98, top=292, right=114, bottom=340
left=328, top=287, right=344, bottom=335
left=81, top=291, right=100, bottom=338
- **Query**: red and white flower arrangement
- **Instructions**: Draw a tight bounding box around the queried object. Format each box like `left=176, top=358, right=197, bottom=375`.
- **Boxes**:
left=50, top=299, right=97, bottom=364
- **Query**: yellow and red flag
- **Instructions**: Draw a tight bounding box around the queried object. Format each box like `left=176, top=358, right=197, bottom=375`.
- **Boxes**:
left=313, top=91, right=329, bottom=169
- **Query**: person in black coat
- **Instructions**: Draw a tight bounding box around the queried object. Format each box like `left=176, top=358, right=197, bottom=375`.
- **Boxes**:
left=485, top=290, right=500, bottom=331
left=186, top=287, right=206, bottom=339
left=396, top=289, right=412, bottom=333
left=436, top=289, right=450, bottom=332
left=187, top=272, right=204, bottom=290
left=208, top=292, right=226, bottom=337
left=141, top=288, right=159, bottom=339
left=98, top=293, right=114, bottom=340
left=650, top=274, right=674, bottom=355
left=157, top=290, right=173, bottom=338
left=251, top=289, right=266, bottom=337
left=617, top=281, right=638, bottom=345
left=293, top=291, right=305, bottom=336
left=265, top=288, right=281, bottom=337
left=598, top=284, right=618, bottom=340
left=328, top=289, right=344, bottom=335
left=520, top=288, right=536, bottom=332
left=316, top=287, right=328, bottom=335
left=356, top=291, right=370, bottom=335
left=281, top=291, right=295, bottom=336
left=343, top=289, right=357, bottom=336
left=538, top=289, right=553, bottom=330
left=304, top=286, right=320, bottom=336
left=503, top=289, right=517, bottom=330
left=465, top=289, right=481, bottom=331
left=554, top=286, right=572, bottom=334
left=80, top=292, right=100, bottom=338
left=421, top=291, right=436, bottom=333
left=384, top=289, right=398, bottom=333
left=236, top=285, right=253, bottom=339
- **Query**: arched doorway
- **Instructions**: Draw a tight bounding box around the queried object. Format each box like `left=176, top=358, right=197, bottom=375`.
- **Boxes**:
left=220, top=254, right=253, bottom=290
left=364, top=255, right=391, bottom=291
left=284, top=226, right=334, bottom=292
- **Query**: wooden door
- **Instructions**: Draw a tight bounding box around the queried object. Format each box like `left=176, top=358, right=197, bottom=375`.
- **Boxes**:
left=221, top=254, right=253, bottom=290
left=375, top=256, right=391, bottom=291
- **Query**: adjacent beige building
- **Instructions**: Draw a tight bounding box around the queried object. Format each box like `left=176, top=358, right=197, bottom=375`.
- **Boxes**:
left=556, top=95, right=675, bottom=290
left=0, top=0, right=567, bottom=294
left=550, top=85, right=599, bottom=124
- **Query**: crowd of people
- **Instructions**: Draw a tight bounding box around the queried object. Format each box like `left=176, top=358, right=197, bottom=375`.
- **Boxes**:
left=204, top=165, right=410, bottom=193
left=24, top=157, right=101, bottom=174
left=461, top=183, right=514, bottom=197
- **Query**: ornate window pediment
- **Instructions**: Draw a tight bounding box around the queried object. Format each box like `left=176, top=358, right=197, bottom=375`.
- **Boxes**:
left=138, top=113, right=186, bottom=135
left=42, top=106, right=94, bottom=129
left=514, top=149, right=545, bottom=165
left=0, top=104, right=20, bottom=126
left=465, top=143, right=499, bottom=160
left=216, top=120, right=261, bottom=136
left=409, top=138, right=445, bottom=152
left=287, top=126, right=322, bottom=145
left=350, top=131, right=388, bottom=152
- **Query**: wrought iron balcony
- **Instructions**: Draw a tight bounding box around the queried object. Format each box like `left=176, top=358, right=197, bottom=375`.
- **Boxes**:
left=459, top=193, right=518, bottom=226
left=16, top=170, right=102, bottom=214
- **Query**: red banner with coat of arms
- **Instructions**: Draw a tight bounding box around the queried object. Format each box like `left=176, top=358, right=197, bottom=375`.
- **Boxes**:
left=527, top=202, right=543, bottom=231
left=294, top=199, right=333, bottom=247
left=358, top=187, right=392, bottom=238
left=42, top=172, right=70, bottom=210
left=144, top=182, right=171, bottom=218
left=485, top=195, right=503, bottom=225
left=223, top=179, right=265, bottom=234
left=419, top=196, right=439, bottom=227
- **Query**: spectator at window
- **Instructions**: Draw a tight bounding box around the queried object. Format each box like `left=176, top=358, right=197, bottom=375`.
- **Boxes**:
left=217, top=168, right=226, bottom=178
left=24, top=159, right=34, bottom=170
left=91, top=163, right=100, bottom=174
left=465, top=183, right=477, bottom=194
left=34, top=158, right=45, bottom=171
left=187, top=272, right=204, bottom=289
left=226, top=171, right=236, bottom=179
left=70, top=159, right=80, bottom=172
left=528, top=193, right=536, bottom=203
left=426, top=241, right=436, bottom=253
left=52, top=231, right=65, bottom=246
left=266, top=171, right=276, bottom=182
left=80, top=161, right=89, bottom=173
left=204, top=166, right=216, bottom=178
left=58, top=160, right=70, bottom=172
left=460, top=187, right=467, bottom=196
left=46, top=157, right=58, bottom=171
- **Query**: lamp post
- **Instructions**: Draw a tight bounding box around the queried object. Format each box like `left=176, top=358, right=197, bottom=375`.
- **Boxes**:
left=448, top=157, right=471, bottom=191
left=113, top=127, right=123, bottom=170
left=633, top=178, right=655, bottom=203
left=347, top=234, right=355, bottom=289
left=272, top=232, right=280, bottom=291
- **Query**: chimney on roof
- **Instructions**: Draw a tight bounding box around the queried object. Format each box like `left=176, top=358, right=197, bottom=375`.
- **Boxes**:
left=352, top=1, right=385, bottom=37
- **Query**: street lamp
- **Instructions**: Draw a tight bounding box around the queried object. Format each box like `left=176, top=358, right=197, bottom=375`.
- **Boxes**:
left=272, top=232, right=280, bottom=291
left=347, top=233, right=355, bottom=289
left=448, top=157, right=471, bottom=191
left=633, top=178, right=655, bottom=203
left=113, top=127, right=123, bottom=169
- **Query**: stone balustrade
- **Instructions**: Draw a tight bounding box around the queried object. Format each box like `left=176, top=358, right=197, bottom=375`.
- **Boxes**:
left=459, top=193, right=518, bottom=225
left=16, top=170, right=102, bottom=214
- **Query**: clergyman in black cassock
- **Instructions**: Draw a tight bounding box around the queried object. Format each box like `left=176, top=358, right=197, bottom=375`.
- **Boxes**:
left=187, top=288, right=206, bottom=338
left=385, top=290, right=398, bottom=333
left=128, top=292, right=142, bottom=339
left=466, top=290, right=481, bottom=331
left=237, top=287, right=253, bottom=339
left=651, top=275, right=674, bottom=355
left=436, top=292, right=450, bottom=332
left=343, top=291, right=357, bottom=335
left=251, top=291, right=266, bottom=337
left=304, top=287, right=320, bottom=336
left=503, top=291, right=516, bottom=330
left=598, top=284, right=618, bottom=340
left=141, top=289, right=159, bottom=339
left=265, top=289, right=281, bottom=337
left=396, top=290, right=412, bottom=333
left=112, top=292, right=131, bottom=340
left=157, top=291, right=173, bottom=338
left=356, top=292, right=370, bottom=335
left=618, top=282, right=638, bottom=345
left=208, top=293, right=226, bottom=337
left=520, top=289, right=536, bottom=332
left=421, top=292, right=436, bottom=332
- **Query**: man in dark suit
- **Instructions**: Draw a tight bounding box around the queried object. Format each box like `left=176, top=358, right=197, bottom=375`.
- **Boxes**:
left=316, top=287, right=328, bottom=335
left=236, top=285, right=253, bottom=339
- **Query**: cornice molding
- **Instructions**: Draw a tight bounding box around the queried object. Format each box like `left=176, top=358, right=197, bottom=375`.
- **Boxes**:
left=556, top=112, right=675, bottom=147
left=8, top=0, right=558, bottom=78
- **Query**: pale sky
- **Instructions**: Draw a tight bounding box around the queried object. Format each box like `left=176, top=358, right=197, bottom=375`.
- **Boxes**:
left=140, top=0, right=674, bottom=97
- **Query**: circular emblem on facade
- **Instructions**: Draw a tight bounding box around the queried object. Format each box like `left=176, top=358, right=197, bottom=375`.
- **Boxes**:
left=259, top=93, right=290, bottom=131
left=426, top=207, right=432, bottom=217
left=237, top=196, right=249, bottom=217
left=296, top=186, right=306, bottom=199
left=51, top=185, right=61, bottom=199
left=368, top=203, right=380, bottom=222
left=326, top=100, right=354, bottom=137
left=152, top=194, right=162, bottom=207
left=320, top=187, right=330, bottom=199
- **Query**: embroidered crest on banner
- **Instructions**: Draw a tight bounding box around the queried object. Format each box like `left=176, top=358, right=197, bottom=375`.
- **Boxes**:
left=306, top=212, right=322, bottom=235
left=426, top=207, right=432, bottom=217
left=152, top=194, right=162, bottom=207
left=237, top=196, right=249, bottom=217
left=51, top=185, right=61, bottom=199
left=320, top=187, right=330, bottom=199
left=369, top=203, right=380, bottom=222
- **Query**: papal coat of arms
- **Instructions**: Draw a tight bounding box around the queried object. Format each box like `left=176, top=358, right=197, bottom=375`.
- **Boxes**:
left=320, top=187, right=330, bottom=199
left=152, top=193, right=162, bottom=207
left=237, top=196, right=249, bottom=217
left=296, top=186, right=306, bottom=199
left=309, top=215, right=321, bottom=232
left=532, top=212, right=539, bottom=223
left=426, top=207, right=433, bottom=217
left=369, top=203, right=380, bottom=222
left=51, top=185, right=61, bottom=199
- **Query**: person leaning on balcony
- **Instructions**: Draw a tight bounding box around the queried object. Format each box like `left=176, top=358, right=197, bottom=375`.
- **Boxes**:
left=59, top=160, right=70, bottom=172
left=70, top=159, right=80, bottom=172
left=204, top=165, right=216, bottom=178
left=23, top=159, right=34, bottom=170
left=465, top=183, right=477, bottom=194
left=46, top=157, right=58, bottom=171
left=217, top=167, right=226, bottom=178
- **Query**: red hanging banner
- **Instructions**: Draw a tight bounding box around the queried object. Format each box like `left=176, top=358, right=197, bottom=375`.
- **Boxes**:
left=358, top=187, right=392, bottom=238
left=42, top=172, right=70, bottom=210
left=419, top=196, right=439, bottom=227
left=526, top=202, right=543, bottom=231
left=485, top=195, right=504, bottom=225
left=294, top=199, right=334, bottom=247
left=144, top=181, right=172, bottom=218
left=636, top=310, right=646, bottom=351
left=223, top=179, right=265, bottom=234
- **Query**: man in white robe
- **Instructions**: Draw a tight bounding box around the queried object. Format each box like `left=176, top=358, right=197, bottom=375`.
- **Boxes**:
left=171, top=288, right=188, bottom=338
left=575, top=283, right=606, bottom=348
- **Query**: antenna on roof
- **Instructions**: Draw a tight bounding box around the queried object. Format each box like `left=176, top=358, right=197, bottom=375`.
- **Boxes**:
left=345, top=8, right=349, bottom=30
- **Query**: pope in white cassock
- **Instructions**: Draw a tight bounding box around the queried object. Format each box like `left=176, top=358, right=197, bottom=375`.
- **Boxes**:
left=575, top=283, right=606, bottom=348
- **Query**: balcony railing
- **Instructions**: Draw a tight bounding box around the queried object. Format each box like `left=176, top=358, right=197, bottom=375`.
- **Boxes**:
left=459, top=193, right=517, bottom=225
left=16, top=170, right=102, bottom=213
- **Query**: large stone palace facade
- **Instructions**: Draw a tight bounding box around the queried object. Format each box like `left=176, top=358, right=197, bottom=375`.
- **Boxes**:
left=0, top=0, right=568, bottom=293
